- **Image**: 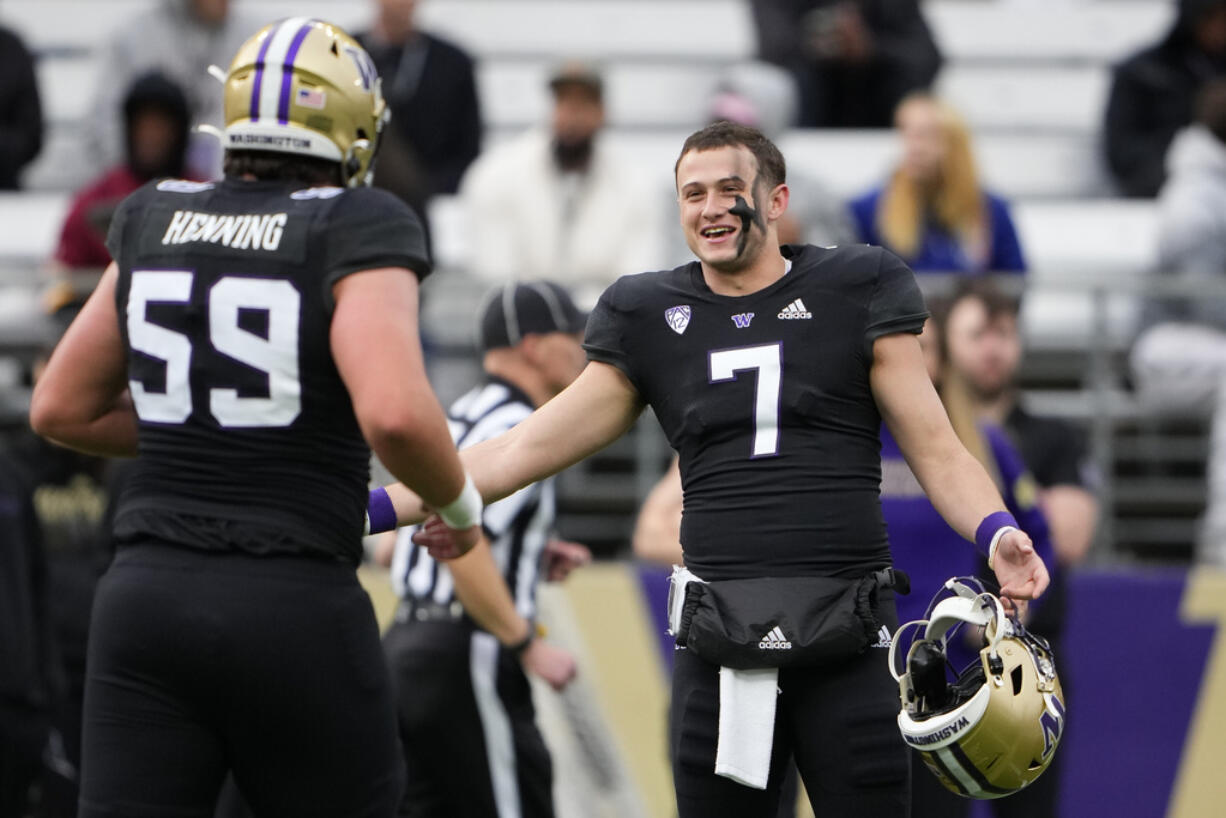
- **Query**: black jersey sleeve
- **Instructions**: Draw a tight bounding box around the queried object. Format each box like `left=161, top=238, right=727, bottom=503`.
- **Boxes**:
left=864, top=249, right=928, bottom=360
left=582, top=278, right=643, bottom=393
left=321, top=187, right=431, bottom=307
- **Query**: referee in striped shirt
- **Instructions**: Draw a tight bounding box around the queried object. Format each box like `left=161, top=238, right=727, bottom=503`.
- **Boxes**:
left=378, top=281, right=592, bottom=818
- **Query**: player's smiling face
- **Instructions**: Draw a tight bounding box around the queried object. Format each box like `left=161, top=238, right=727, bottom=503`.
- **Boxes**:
left=676, top=145, right=768, bottom=272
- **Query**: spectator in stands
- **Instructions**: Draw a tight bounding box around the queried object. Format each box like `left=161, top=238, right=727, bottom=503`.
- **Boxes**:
left=459, top=60, right=663, bottom=308
left=850, top=93, right=1027, bottom=274
left=357, top=0, right=482, bottom=253
left=51, top=73, right=194, bottom=275
left=749, top=0, right=941, bottom=128
left=1104, top=0, right=1226, bottom=198
left=943, top=281, right=1099, bottom=567
left=85, top=0, right=251, bottom=180
left=0, top=24, right=43, bottom=189
left=940, top=280, right=1086, bottom=816
left=1132, top=77, right=1226, bottom=564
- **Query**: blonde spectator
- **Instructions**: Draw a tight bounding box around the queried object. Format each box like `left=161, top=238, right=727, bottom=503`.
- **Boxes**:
left=850, top=93, right=1026, bottom=274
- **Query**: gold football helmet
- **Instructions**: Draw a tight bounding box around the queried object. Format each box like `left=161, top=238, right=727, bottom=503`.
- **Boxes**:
left=221, top=18, right=387, bottom=186
left=888, top=578, right=1066, bottom=799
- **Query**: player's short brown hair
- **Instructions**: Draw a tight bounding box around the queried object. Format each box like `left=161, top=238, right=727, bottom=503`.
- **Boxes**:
left=675, top=121, right=787, bottom=190
left=223, top=150, right=343, bottom=187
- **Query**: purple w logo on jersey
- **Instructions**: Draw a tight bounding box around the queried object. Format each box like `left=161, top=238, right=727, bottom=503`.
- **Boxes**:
left=731, top=312, right=755, bottom=329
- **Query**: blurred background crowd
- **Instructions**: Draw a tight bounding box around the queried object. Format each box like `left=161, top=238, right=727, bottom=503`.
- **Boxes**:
left=2, top=1, right=1225, bottom=816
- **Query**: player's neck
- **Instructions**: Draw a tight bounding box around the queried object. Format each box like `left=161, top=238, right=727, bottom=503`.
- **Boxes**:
left=700, top=249, right=788, bottom=297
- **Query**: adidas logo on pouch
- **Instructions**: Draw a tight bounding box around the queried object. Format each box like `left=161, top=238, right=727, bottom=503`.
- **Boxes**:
left=759, top=626, right=793, bottom=650
left=871, top=625, right=892, bottom=649
left=777, top=298, right=812, bottom=319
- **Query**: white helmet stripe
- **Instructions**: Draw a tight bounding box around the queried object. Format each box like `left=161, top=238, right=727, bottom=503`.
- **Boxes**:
left=255, top=17, right=314, bottom=124
left=933, top=747, right=987, bottom=797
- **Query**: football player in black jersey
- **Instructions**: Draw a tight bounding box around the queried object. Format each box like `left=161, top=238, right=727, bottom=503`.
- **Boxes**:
left=29, top=19, right=485, bottom=818
left=375, top=121, right=1050, bottom=818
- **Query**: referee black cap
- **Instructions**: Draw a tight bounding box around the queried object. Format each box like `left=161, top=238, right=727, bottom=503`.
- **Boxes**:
left=478, top=281, right=588, bottom=351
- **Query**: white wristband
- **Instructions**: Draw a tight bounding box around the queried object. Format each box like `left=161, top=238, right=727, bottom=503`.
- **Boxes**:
left=987, top=526, right=1018, bottom=571
left=437, top=474, right=483, bottom=530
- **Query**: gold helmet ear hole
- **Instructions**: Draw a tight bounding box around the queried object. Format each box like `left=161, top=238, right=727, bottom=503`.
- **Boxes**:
left=1010, top=664, right=1024, bottom=695
left=331, top=41, right=339, bottom=56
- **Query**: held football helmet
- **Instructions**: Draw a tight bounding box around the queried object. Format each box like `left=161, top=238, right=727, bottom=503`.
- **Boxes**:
left=221, top=18, right=387, bottom=186
left=887, top=578, right=1066, bottom=799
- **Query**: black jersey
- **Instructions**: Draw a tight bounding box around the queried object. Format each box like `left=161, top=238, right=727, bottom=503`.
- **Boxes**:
left=105, top=177, right=430, bottom=563
left=584, top=244, right=926, bottom=580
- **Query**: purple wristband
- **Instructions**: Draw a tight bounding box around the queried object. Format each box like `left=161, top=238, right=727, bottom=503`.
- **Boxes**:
left=367, top=487, right=397, bottom=534
left=975, top=511, right=1018, bottom=557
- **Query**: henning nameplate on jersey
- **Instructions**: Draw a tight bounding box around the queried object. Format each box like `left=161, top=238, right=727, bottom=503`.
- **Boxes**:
left=161, top=210, right=289, bottom=251
left=665, top=305, right=692, bottom=335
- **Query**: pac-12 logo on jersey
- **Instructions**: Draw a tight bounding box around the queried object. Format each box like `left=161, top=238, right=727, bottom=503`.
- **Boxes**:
left=731, top=312, right=755, bottom=328
left=665, top=305, right=692, bottom=335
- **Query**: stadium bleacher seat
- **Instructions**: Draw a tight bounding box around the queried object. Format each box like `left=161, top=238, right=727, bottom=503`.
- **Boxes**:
left=7, top=0, right=1168, bottom=195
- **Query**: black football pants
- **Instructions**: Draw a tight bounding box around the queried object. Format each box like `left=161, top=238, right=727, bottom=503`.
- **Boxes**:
left=383, top=617, right=553, bottom=818
left=78, top=545, right=403, bottom=818
left=669, top=593, right=909, bottom=818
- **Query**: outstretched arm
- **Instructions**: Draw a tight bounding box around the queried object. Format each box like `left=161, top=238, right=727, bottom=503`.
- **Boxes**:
left=333, top=268, right=481, bottom=552
left=872, top=332, right=1048, bottom=600
left=30, top=262, right=139, bottom=457
left=380, top=361, right=645, bottom=528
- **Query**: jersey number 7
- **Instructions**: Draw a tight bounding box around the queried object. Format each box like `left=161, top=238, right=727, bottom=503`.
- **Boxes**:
left=126, top=269, right=301, bottom=428
left=709, top=343, right=781, bottom=458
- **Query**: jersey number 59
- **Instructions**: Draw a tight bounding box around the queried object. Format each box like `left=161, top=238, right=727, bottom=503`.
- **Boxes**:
left=126, top=269, right=301, bottom=428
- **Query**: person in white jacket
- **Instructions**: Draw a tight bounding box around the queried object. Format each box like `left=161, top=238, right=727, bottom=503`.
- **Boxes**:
left=1131, top=77, right=1226, bottom=564
left=459, top=61, right=664, bottom=308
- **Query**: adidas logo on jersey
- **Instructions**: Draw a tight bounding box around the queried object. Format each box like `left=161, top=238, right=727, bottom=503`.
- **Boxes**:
left=777, top=298, right=812, bottom=320
left=759, top=626, right=792, bottom=650
left=871, top=625, right=892, bottom=649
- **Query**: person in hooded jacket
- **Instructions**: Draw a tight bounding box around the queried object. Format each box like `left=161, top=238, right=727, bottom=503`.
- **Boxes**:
left=51, top=73, right=199, bottom=274
left=1131, top=77, right=1226, bottom=564
left=1104, top=0, right=1226, bottom=197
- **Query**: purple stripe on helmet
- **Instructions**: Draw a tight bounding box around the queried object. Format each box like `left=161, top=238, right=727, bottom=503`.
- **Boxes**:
left=277, top=22, right=315, bottom=125
left=249, top=23, right=278, bottom=122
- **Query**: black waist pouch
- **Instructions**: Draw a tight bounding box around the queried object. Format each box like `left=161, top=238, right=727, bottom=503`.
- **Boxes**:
left=675, top=569, right=909, bottom=670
